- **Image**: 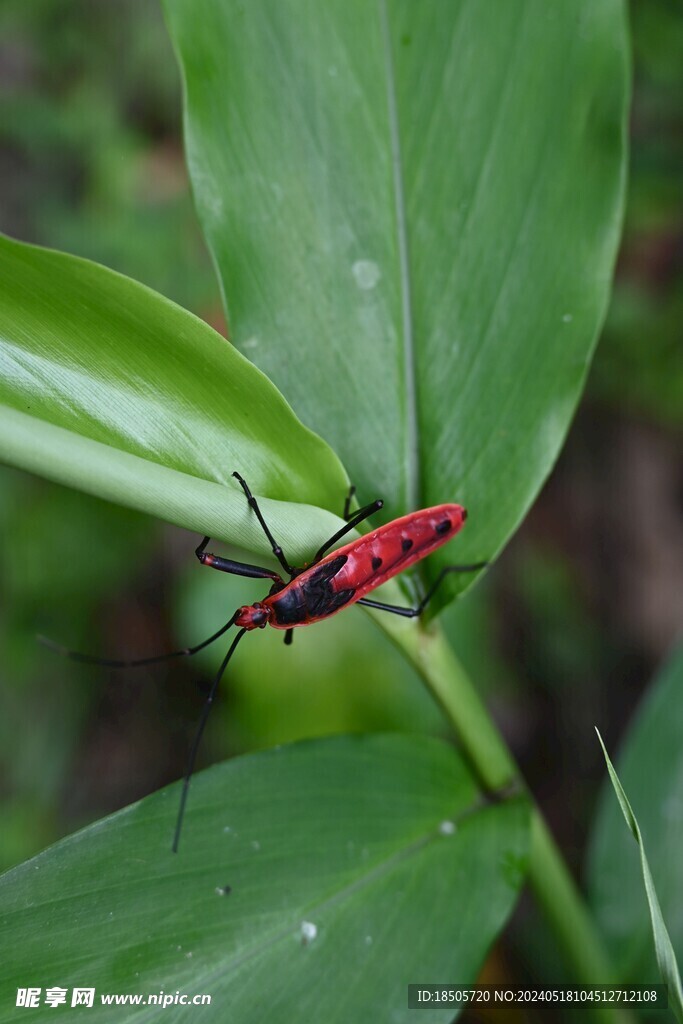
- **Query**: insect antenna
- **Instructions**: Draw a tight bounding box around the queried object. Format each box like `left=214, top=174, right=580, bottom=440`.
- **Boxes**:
left=172, top=626, right=248, bottom=852
left=37, top=614, right=239, bottom=669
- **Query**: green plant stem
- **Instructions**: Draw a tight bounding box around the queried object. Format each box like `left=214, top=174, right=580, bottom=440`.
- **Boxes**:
left=372, top=612, right=636, bottom=1024
left=529, top=813, right=617, bottom=995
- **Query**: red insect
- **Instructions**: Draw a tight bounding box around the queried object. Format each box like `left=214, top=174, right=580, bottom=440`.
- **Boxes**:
left=44, top=472, right=484, bottom=851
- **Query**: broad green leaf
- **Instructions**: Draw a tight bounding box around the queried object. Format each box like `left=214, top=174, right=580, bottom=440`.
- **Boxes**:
left=0, top=734, right=529, bottom=1023
left=593, top=728, right=683, bottom=1022
left=0, top=233, right=348, bottom=566
left=588, top=650, right=683, bottom=988
left=166, top=0, right=629, bottom=605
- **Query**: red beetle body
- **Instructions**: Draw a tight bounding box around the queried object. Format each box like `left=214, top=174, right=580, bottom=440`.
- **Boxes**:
left=235, top=503, right=466, bottom=630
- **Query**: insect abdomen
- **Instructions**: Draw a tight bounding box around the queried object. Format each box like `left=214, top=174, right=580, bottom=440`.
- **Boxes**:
left=331, top=504, right=466, bottom=599
left=266, top=504, right=466, bottom=628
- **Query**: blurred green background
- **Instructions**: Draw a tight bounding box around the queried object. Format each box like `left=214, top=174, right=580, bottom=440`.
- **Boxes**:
left=0, top=0, right=681, bottom=1011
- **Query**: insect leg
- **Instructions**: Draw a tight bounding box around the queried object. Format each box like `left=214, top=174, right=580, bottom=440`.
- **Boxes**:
left=356, top=598, right=417, bottom=617
left=311, top=498, right=383, bottom=564
left=284, top=629, right=294, bottom=646
left=357, top=562, right=488, bottom=617
left=232, top=472, right=293, bottom=575
left=342, top=485, right=356, bottom=521
left=38, top=611, right=240, bottom=668
left=195, top=536, right=283, bottom=583
left=172, top=627, right=248, bottom=852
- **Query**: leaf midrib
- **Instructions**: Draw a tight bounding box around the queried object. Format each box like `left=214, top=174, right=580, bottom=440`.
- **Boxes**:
left=379, top=0, right=419, bottom=511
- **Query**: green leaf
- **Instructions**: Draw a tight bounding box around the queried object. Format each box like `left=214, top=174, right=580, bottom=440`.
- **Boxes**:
left=588, top=650, right=683, bottom=992
left=166, top=0, right=629, bottom=603
left=593, top=726, right=683, bottom=1022
left=0, top=734, right=529, bottom=1022
left=0, top=233, right=348, bottom=565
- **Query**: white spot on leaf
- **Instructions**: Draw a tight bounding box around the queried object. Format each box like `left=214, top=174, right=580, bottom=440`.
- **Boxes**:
left=352, top=260, right=381, bottom=291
